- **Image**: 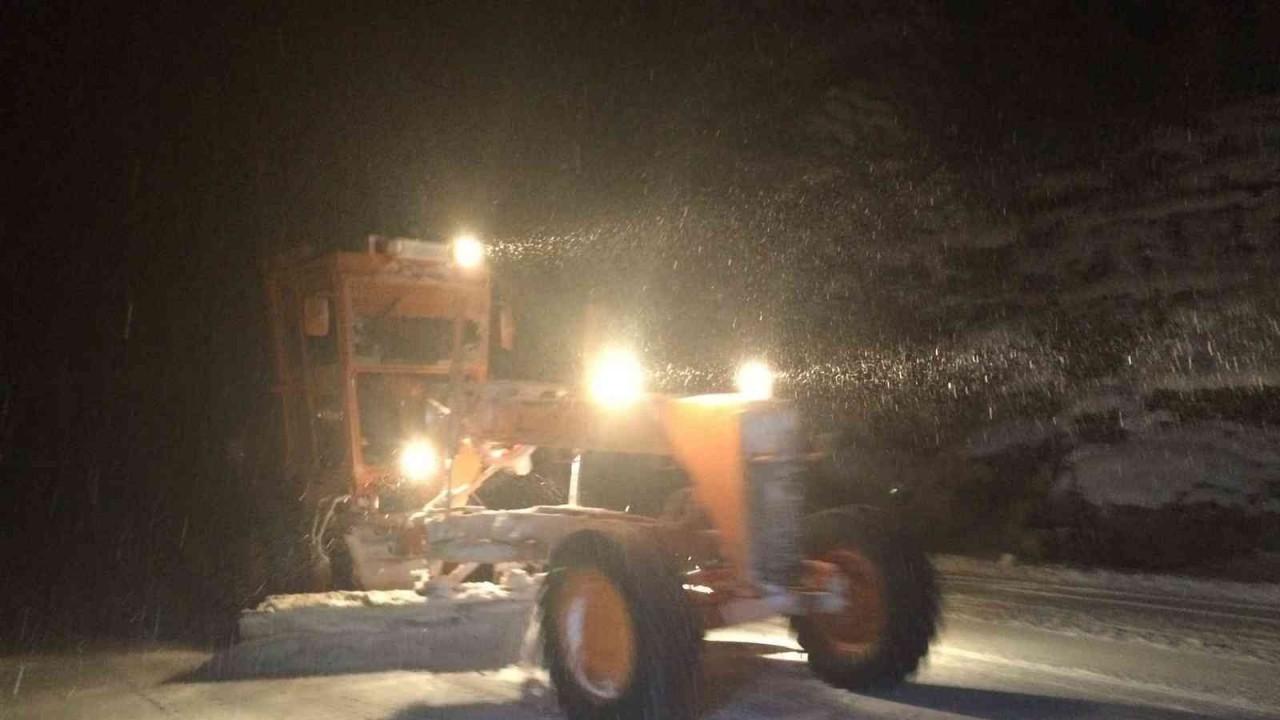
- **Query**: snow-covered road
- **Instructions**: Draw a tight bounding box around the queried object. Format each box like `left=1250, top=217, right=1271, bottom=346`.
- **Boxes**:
left=5, top=563, right=1279, bottom=719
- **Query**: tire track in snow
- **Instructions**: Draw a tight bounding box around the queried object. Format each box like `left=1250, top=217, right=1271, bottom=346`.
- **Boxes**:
left=930, top=644, right=1280, bottom=719
left=941, top=574, right=1280, bottom=665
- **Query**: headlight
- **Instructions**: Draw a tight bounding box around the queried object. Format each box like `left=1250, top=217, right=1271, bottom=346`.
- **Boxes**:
left=451, top=233, right=486, bottom=269
left=734, top=360, right=774, bottom=400
left=587, top=348, right=646, bottom=409
left=399, top=439, right=440, bottom=482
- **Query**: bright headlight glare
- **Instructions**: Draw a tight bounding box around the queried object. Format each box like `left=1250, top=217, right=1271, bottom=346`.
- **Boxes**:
left=399, top=440, right=440, bottom=482
left=588, top=348, right=646, bottom=408
left=451, top=233, right=485, bottom=269
left=735, top=360, right=775, bottom=400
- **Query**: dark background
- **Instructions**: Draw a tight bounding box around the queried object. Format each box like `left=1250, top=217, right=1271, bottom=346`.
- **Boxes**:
left=3, top=1, right=1278, bottom=648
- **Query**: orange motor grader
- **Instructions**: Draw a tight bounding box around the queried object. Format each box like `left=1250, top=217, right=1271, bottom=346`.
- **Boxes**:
left=264, top=235, right=938, bottom=719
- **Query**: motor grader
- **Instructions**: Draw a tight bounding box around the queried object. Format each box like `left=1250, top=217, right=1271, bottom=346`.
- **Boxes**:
left=263, top=235, right=938, bottom=719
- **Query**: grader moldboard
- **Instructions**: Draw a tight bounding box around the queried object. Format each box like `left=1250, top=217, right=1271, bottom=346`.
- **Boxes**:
left=257, top=235, right=938, bottom=719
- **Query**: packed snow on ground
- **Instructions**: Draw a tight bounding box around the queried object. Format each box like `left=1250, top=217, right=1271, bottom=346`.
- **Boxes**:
left=934, top=554, right=1280, bottom=605
left=943, top=583, right=1280, bottom=665
left=937, top=555, right=1280, bottom=665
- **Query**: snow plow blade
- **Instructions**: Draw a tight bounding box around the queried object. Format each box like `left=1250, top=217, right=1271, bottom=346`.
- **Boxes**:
left=220, top=578, right=540, bottom=678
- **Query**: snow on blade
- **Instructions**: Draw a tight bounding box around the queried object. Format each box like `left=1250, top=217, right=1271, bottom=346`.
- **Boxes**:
left=221, top=579, right=541, bottom=677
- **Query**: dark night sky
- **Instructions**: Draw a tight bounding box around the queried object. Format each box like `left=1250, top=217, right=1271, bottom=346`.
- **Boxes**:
left=2, top=1, right=1277, bottom=644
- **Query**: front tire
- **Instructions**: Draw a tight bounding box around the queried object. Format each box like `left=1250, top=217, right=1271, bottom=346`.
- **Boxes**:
left=541, top=529, right=701, bottom=720
left=791, top=506, right=939, bottom=690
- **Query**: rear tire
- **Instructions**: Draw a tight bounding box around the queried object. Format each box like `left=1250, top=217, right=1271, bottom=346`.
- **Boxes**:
left=790, top=506, right=938, bottom=690
left=541, top=529, right=701, bottom=720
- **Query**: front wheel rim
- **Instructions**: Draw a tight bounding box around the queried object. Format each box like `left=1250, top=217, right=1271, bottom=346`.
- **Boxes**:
left=810, top=548, right=888, bottom=656
left=555, top=568, right=637, bottom=702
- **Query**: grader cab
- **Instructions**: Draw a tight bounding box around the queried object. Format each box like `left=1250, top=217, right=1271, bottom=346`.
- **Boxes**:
left=263, top=236, right=938, bottom=719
